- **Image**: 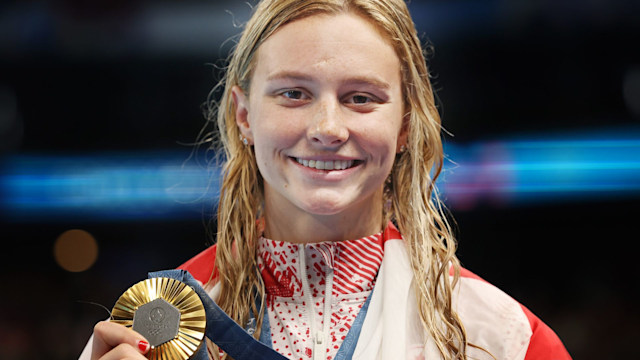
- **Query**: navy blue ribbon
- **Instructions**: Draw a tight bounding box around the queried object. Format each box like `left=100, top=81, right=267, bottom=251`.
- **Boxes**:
left=149, top=269, right=288, bottom=360
left=149, top=269, right=372, bottom=360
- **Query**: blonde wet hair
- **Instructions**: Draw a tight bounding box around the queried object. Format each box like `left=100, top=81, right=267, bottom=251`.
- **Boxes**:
left=205, top=0, right=468, bottom=358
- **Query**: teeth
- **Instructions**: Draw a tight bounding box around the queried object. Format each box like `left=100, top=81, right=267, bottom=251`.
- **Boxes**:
left=296, top=158, right=354, bottom=170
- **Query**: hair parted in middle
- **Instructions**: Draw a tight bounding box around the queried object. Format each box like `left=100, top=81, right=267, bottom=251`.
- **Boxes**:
left=205, top=0, right=469, bottom=359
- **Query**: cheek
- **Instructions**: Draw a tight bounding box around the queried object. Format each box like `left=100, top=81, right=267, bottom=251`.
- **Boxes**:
left=359, top=107, right=404, bottom=160
left=251, top=107, right=305, bottom=148
left=253, top=125, right=300, bottom=155
left=251, top=124, right=302, bottom=174
left=359, top=125, right=400, bottom=164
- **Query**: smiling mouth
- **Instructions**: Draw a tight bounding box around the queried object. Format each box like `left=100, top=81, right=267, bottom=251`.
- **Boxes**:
left=294, top=158, right=361, bottom=170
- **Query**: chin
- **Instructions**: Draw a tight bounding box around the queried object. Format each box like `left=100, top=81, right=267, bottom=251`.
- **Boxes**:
left=300, top=197, right=352, bottom=216
left=303, top=203, right=346, bottom=216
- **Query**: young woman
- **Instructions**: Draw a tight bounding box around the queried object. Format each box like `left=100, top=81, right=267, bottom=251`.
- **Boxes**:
left=82, top=0, right=571, bottom=359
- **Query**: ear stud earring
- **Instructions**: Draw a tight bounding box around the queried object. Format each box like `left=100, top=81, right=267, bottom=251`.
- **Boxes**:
left=239, top=134, right=249, bottom=145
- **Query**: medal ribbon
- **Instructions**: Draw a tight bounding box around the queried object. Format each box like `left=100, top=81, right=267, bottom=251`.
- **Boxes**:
left=149, top=269, right=288, bottom=360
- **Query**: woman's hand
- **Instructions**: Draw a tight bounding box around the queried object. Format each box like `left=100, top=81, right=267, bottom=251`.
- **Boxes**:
left=91, top=321, right=150, bottom=360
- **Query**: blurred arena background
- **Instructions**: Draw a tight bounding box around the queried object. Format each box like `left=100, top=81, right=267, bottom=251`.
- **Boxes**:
left=0, top=0, right=639, bottom=358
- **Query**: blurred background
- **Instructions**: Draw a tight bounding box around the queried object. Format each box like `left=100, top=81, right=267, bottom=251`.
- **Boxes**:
left=1, top=0, right=639, bottom=359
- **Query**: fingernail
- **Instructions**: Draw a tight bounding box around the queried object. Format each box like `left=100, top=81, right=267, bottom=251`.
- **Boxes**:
left=138, top=340, right=150, bottom=353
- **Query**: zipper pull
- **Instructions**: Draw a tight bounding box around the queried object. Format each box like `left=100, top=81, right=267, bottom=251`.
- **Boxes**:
left=314, top=331, right=324, bottom=360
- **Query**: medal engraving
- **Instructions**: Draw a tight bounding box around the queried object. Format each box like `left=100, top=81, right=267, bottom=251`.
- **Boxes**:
left=133, top=298, right=181, bottom=347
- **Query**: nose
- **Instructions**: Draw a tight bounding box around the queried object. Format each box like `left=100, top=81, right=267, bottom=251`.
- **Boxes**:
left=307, top=99, right=349, bottom=147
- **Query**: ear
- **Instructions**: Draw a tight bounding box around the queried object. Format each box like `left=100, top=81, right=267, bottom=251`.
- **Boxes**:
left=231, top=85, right=253, bottom=144
left=396, top=113, right=410, bottom=153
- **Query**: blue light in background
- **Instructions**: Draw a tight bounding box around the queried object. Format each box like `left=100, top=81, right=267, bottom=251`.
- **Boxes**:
left=0, top=151, right=219, bottom=221
left=441, top=134, right=640, bottom=209
left=1, top=129, right=639, bottom=221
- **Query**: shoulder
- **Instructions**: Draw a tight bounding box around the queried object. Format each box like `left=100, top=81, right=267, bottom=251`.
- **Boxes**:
left=517, top=302, right=572, bottom=360
left=177, top=244, right=219, bottom=284
left=455, top=268, right=571, bottom=360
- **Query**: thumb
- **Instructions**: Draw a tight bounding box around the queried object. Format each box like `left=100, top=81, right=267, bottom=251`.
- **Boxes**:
left=91, top=321, right=150, bottom=360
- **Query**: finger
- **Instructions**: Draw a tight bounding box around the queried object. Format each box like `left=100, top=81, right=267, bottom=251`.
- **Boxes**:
left=91, top=321, right=150, bottom=360
left=98, top=343, right=149, bottom=360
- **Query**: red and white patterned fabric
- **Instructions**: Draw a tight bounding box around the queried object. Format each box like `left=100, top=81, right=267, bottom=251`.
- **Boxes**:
left=175, top=222, right=570, bottom=360
left=257, top=232, right=385, bottom=360
left=78, top=222, right=572, bottom=360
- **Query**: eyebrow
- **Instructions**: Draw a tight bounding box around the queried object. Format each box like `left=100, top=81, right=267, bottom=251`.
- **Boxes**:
left=266, top=71, right=391, bottom=90
left=344, top=76, right=391, bottom=90
left=266, top=71, right=313, bottom=83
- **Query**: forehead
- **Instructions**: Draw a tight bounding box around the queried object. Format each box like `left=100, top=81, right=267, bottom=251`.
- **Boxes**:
left=251, top=13, right=400, bottom=86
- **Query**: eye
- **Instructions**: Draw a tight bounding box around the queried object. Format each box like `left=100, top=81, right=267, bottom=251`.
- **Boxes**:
left=274, top=88, right=311, bottom=107
left=281, top=89, right=306, bottom=100
left=352, top=95, right=371, bottom=104
left=344, top=93, right=378, bottom=105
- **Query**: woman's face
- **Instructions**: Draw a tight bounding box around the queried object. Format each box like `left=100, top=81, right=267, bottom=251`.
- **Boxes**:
left=234, top=12, right=406, bottom=223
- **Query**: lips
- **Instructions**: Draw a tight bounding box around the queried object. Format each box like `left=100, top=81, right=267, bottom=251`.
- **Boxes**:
left=294, top=158, right=359, bottom=170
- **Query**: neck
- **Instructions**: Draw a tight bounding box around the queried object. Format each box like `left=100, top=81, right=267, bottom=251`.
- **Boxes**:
left=263, top=191, right=384, bottom=244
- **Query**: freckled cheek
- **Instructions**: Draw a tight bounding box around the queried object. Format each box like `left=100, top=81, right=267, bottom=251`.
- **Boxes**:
left=255, top=111, right=306, bottom=148
left=257, top=130, right=300, bottom=155
left=357, top=131, right=398, bottom=165
left=356, top=110, right=402, bottom=155
left=252, top=124, right=302, bottom=154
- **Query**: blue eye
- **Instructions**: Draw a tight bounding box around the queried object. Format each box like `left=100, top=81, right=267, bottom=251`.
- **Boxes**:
left=352, top=95, right=370, bottom=104
left=283, top=90, right=304, bottom=99
left=346, top=94, right=377, bottom=105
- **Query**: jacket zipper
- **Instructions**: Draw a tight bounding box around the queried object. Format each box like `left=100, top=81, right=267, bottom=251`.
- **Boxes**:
left=299, top=245, right=334, bottom=360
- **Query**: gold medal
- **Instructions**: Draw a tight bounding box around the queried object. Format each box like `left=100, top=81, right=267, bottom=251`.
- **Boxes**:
left=111, top=277, right=206, bottom=359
